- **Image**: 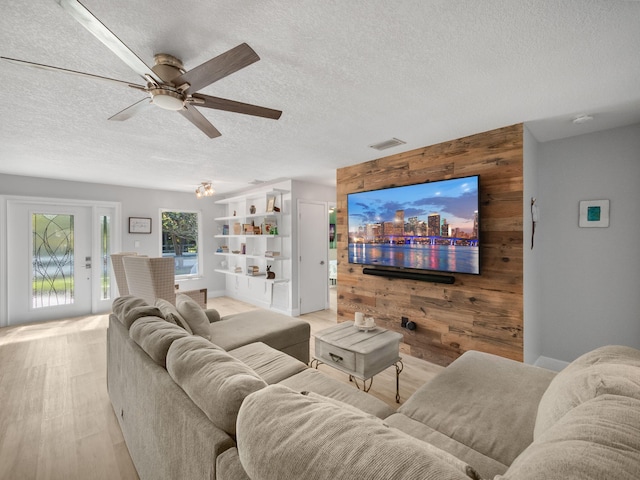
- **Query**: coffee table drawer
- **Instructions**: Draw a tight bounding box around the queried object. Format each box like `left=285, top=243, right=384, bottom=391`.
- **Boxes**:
left=315, top=339, right=356, bottom=371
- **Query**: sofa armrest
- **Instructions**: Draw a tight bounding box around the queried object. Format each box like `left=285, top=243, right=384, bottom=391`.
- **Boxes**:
left=204, top=308, right=221, bottom=323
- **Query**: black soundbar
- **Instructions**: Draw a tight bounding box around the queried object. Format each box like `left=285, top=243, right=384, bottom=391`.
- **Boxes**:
left=362, top=267, right=455, bottom=284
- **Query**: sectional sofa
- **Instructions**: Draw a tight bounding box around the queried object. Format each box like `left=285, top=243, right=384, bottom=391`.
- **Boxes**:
left=107, top=295, right=640, bottom=479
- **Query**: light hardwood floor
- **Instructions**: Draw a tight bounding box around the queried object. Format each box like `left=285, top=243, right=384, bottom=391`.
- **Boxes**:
left=0, top=289, right=442, bottom=479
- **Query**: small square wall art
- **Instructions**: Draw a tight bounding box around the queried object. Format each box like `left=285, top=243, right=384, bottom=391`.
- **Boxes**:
left=579, top=199, right=609, bottom=228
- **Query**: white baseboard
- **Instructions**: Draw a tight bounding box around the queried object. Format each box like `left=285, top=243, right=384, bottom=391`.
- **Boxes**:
left=207, top=289, right=227, bottom=299
left=534, top=355, right=569, bottom=372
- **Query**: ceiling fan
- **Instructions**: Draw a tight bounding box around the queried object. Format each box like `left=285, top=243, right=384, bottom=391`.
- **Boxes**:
left=0, top=0, right=282, bottom=138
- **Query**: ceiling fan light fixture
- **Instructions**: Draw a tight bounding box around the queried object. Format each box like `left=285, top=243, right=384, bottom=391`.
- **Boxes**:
left=150, top=88, right=185, bottom=111
left=196, top=182, right=215, bottom=199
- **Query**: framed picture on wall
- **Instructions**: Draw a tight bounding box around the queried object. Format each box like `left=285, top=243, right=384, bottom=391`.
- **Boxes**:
left=129, top=217, right=152, bottom=234
left=579, top=199, right=609, bottom=228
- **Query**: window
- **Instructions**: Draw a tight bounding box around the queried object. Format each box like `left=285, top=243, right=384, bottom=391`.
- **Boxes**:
left=160, top=210, right=202, bottom=277
left=100, top=214, right=111, bottom=300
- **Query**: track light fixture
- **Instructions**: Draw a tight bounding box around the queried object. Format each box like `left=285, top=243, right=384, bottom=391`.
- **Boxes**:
left=195, top=182, right=214, bottom=198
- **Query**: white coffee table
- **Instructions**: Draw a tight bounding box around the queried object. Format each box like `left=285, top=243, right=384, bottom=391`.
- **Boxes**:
left=311, top=321, right=404, bottom=402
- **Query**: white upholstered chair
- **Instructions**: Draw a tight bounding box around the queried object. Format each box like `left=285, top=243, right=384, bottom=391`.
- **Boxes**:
left=121, top=255, right=207, bottom=308
left=110, top=252, right=138, bottom=296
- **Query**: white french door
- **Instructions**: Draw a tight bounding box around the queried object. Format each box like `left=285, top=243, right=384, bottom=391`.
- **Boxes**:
left=5, top=199, right=119, bottom=325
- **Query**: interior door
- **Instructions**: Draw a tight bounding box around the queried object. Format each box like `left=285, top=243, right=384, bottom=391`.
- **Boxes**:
left=298, top=201, right=328, bottom=314
left=7, top=201, right=93, bottom=325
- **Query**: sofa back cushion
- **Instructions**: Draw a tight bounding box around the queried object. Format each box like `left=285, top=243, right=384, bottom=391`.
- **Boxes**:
left=498, top=394, right=640, bottom=480
left=535, top=345, right=640, bottom=438
left=236, top=384, right=481, bottom=480
left=112, top=295, right=164, bottom=329
left=175, top=293, right=212, bottom=340
left=129, top=316, right=190, bottom=368
left=166, top=336, right=267, bottom=435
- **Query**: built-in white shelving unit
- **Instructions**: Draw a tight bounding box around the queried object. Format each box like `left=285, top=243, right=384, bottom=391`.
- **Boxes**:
left=213, top=189, right=291, bottom=311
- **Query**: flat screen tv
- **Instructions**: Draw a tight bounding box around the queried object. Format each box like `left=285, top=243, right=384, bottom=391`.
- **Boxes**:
left=347, top=175, right=480, bottom=275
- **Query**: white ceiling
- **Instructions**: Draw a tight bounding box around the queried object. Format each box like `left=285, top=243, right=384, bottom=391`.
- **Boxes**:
left=1, top=1, right=639, bottom=195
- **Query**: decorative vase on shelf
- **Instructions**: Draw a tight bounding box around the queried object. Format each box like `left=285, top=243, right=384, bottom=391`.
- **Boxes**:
left=249, top=205, right=256, bottom=214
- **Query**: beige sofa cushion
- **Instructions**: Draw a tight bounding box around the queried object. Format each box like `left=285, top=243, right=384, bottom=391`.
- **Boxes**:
left=535, top=345, right=640, bottom=438
left=399, top=350, right=555, bottom=467
left=216, top=448, right=251, bottom=480
left=228, top=342, right=307, bottom=384
left=129, top=316, right=190, bottom=367
left=155, top=298, right=193, bottom=334
left=385, top=413, right=508, bottom=479
left=499, top=394, right=640, bottom=480
left=236, top=384, right=479, bottom=480
left=175, top=293, right=211, bottom=340
left=210, top=310, right=310, bottom=356
left=279, top=368, right=394, bottom=419
left=166, top=336, right=267, bottom=435
left=112, top=295, right=164, bottom=329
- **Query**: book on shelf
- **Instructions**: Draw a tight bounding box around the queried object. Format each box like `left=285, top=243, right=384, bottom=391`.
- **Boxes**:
left=234, top=266, right=242, bottom=273
left=264, top=251, right=281, bottom=258
left=247, top=265, right=265, bottom=276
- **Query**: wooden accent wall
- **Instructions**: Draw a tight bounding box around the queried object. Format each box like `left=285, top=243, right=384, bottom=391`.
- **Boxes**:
left=336, top=124, right=524, bottom=366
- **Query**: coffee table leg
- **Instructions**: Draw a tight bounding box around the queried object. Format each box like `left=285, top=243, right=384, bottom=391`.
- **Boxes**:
left=395, top=360, right=404, bottom=403
left=350, top=375, right=373, bottom=393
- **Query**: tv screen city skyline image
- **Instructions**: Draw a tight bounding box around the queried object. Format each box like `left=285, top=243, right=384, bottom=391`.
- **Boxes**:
left=347, top=176, right=480, bottom=274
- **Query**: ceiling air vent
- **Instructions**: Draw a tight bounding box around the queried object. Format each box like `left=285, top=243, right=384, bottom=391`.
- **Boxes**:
left=369, top=138, right=406, bottom=151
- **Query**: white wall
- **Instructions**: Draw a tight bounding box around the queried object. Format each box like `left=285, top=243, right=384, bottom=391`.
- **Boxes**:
left=523, top=126, right=542, bottom=364
left=0, top=173, right=224, bottom=303
left=536, top=123, right=640, bottom=363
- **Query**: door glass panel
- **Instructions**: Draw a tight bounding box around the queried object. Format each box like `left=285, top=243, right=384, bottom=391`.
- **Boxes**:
left=32, top=213, right=75, bottom=308
left=100, top=214, right=111, bottom=300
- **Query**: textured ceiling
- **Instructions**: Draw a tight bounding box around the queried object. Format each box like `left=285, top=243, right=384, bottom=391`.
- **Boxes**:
left=1, top=0, right=639, bottom=195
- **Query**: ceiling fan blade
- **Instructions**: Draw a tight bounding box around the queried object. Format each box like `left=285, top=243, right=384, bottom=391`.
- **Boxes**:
left=57, top=0, right=162, bottom=84
left=173, top=43, right=260, bottom=94
left=0, top=56, right=146, bottom=90
left=191, top=93, right=282, bottom=120
left=108, top=98, right=152, bottom=121
left=179, top=104, right=222, bottom=138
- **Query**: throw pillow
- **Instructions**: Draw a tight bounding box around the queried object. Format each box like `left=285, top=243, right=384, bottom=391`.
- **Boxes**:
left=112, top=295, right=163, bottom=329
left=175, top=294, right=212, bottom=340
left=155, top=298, right=192, bottom=334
